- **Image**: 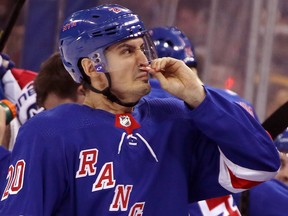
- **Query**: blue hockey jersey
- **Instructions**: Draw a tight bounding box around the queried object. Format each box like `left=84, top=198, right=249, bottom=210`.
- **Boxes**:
left=0, top=86, right=280, bottom=215
left=148, top=79, right=259, bottom=216
left=233, top=179, right=288, bottom=216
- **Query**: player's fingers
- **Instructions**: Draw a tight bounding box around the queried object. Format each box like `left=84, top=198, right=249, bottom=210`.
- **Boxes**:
left=150, top=57, right=169, bottom=72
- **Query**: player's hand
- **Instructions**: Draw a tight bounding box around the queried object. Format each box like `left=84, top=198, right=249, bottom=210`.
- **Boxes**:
left=0, top=53, right=15, bottom=79
left=145, top=57, right=206, bottom=108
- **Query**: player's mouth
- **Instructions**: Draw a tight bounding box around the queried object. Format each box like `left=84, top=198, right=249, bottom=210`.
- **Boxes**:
left=136, top=71, right=149, bottom=82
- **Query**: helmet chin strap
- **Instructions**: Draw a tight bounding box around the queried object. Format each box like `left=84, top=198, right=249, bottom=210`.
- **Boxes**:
left=83, top=73, right=139, bottom=107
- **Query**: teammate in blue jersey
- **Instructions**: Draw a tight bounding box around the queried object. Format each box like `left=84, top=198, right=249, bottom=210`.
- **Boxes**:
left=0, top=4, right=280, bottom=216
left=146, top=26, right=196, bottom=100
left=148, top=26, right=249, bottom=216
left=148, top=26, right=257, bottom=118
left=0, top=54, right=17, bottom=195
left=233, top=128, right=288, bottom=215
left=0, top=52, right=84, bottom=198
left=33, top=52, right=85, bottom=110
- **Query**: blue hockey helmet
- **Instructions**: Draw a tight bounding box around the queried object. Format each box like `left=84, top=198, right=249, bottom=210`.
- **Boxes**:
left=59, top=4, right=157, bottom=83
left=275, top=128, right=288, bottom=153
left=149, top=26, right=197, bottom=68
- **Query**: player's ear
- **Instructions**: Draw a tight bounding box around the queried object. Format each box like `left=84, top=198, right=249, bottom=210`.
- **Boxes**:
left=76, top=85, right=85, bottom=104
left=77, top=85, right=85, bottom=97
left=81, top=58, right=95, bottom=77
left=77, top=85, right=85, bottom=96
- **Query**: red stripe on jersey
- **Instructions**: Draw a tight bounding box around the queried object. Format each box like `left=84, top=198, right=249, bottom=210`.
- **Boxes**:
left=228, top=167, right=262, bottom=189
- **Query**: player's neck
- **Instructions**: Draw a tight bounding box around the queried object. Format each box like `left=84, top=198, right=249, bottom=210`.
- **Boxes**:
left=83, top=93, right=134, bottom=114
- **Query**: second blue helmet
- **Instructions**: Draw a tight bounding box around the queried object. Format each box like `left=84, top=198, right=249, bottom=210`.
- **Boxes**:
left=149, top=26, right=197, bottom=68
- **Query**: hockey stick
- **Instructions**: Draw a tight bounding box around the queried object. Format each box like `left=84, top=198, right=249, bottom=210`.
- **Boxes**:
left=0, top=0, right=26, bottom=52
left=262, top=100, right=288, bottom=140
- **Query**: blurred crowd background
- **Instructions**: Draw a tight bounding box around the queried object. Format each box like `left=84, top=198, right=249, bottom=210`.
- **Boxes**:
left=1, top=0, right=287, bottom=122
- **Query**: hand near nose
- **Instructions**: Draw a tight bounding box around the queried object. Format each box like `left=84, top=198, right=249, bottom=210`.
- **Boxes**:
left=148, top=57, right=206, bottom=108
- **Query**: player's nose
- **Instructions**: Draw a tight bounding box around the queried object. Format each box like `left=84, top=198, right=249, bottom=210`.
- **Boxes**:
left=136, top=50, right=148, bottom=66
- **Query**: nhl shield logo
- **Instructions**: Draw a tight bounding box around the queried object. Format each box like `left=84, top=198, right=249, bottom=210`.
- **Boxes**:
left=119, top=115, right=131, bottom=127
left=115, top=113, right=140, bottom=134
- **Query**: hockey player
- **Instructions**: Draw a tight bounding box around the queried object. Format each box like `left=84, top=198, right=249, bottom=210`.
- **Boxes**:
left=0, top=53, right=38, bottom=203
left=148, top=26, right=245, bottom=216
left=148, top=26, right=257, bottom=119
left=0, top=52, right=84, bottom=196
left=0, top=4, right=280, bottom=215
left=0, top=53, right=39, bottom=150
left=233, top=129, right=288, bottom=215
left=33, top=52, right=85, bottom=110
left=149, top=27, right=288, bottom=216
left=0, top=51, right=84, bottom=150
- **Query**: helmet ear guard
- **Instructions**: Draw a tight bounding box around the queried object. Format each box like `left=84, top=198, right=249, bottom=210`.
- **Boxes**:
left=88, top=50, right=107, bottom=73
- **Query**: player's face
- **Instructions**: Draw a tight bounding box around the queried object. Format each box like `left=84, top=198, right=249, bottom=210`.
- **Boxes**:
left=275, top=153, right=288, bottom=185
left=104, top=37, right=151, bottom=103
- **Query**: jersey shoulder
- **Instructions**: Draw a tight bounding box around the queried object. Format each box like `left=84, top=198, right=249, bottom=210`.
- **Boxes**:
left=21, top=104, right=102, bottom=137
left=136, top=96, right=190, bottom=122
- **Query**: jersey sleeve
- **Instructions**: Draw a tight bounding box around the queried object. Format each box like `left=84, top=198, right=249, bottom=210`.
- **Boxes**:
left=0, top=147, right=11, bottom=197
left=187, top=86, right=280, bottom=201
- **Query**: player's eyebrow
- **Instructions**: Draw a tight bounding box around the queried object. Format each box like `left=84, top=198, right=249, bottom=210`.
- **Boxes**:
left=112, top=40, right=144, bottom=51
left=117, top=43, right=134, bottom=50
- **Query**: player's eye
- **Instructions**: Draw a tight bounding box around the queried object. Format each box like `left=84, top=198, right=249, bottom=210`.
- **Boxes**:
left=120, top=45, right=135, bottom=55
left=140, top=45, right=146, bottom=53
